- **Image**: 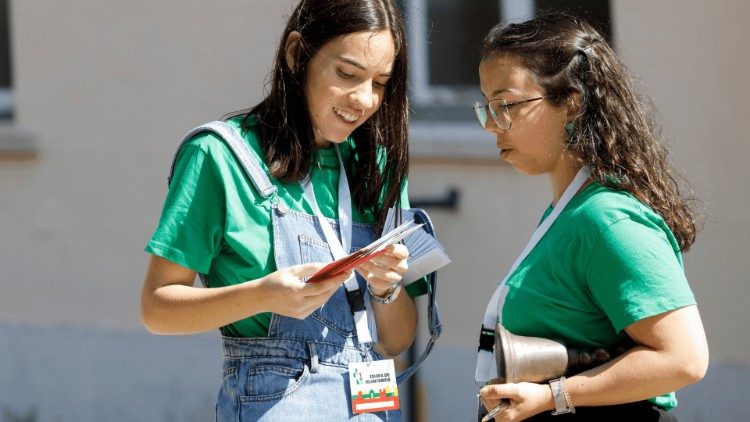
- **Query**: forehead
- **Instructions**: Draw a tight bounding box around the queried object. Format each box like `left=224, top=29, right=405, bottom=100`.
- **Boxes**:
left=317, top=30, right=396, bottom=71
left=478, top=54, right=539, bottom=98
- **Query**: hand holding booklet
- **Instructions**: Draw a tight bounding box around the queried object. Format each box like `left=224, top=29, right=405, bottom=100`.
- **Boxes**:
left=306, top=219, right=425, bottom=283
left=306, top=208, right=451, bottom=284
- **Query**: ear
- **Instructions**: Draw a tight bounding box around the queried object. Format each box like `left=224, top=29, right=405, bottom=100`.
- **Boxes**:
left=284, top=31, right=302, bottom=72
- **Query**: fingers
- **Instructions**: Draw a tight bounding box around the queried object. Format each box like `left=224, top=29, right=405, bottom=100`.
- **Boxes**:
left=305, top=270, right=352, bottom=294
left=367, top=253, right=408, bottom=274
left=480, top=383, right=519, bottom=401
left=384, top=244, right=409, bottom=260
left=357, top=245, right=409, bottom=284
left=356, top=260, right=403, bottom=284
left=289, top=262, right=327, bottom=277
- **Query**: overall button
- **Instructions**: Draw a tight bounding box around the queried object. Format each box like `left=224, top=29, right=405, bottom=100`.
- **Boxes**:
left=275, top=203, right=289, bottom=216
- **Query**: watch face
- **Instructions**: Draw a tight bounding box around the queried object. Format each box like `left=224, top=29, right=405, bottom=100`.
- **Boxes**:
left=369, top=283, right=402, bottom=304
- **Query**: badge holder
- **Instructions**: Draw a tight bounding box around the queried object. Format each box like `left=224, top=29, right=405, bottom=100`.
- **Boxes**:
left=348, top=357, right=400, bottom=414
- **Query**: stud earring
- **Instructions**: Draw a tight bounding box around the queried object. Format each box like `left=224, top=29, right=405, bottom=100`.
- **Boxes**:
left=564, top=122, right=576, bottom=141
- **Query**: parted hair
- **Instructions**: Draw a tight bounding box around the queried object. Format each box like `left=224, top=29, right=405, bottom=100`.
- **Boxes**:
left=482, top=12, right=698, bottom=251
left=246, top=0, right=409, bottom=232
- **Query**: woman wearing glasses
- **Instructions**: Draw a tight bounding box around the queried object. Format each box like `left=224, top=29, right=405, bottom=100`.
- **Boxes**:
left=474, top=13, right=708, bottom=421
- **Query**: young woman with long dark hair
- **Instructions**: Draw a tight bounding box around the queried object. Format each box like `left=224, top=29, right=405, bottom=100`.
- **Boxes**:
left=475, top=13, right=708, bottom=421
left=141, top=1, right=426, bottom=420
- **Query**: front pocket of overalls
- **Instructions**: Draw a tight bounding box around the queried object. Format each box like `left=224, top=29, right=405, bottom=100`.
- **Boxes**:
left=241, top=363, right=310, bottom=402
left=298, top=235, right=364, bottom=337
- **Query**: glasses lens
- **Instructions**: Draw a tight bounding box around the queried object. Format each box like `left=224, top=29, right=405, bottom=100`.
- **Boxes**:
left=473, top=102, right=488, bottom=129
left=489, top=101, right=511, bottom=130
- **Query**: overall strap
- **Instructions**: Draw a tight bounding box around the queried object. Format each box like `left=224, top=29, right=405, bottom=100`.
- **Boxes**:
left=167, top=120, right=279, bottom=338
left=167, top=120, right=277, bottom=199
left=396, top=208, right=443, bottom=384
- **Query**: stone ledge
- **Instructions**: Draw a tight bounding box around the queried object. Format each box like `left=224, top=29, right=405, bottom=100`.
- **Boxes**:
left=0, top=124, right=38, bottom=160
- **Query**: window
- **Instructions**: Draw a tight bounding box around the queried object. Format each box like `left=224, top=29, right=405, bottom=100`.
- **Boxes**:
left=0, top=0, right=11, bottom=121
left=0, top=0, right=35, bottom=160
left=402, top=0, right=611, bottom=158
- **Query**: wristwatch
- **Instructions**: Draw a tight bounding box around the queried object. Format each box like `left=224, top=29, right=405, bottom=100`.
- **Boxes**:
left=367, top=282, right=402, bottom=305
left=549, top=377, right=576, bottom=415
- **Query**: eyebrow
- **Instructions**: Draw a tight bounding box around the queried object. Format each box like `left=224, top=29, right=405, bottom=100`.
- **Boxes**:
left=337, top=56, right=392, bottom=77
left=490, top=88, right=518, bottom=98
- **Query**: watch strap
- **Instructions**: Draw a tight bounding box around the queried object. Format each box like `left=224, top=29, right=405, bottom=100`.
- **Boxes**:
left=549, top=376, right=575, bottom=415
left=368, top=282, right=402, bottom=305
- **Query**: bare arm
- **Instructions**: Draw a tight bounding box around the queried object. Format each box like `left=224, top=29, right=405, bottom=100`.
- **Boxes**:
left=140, top=255, right=351, bottom=335
left=356, top=244, right=418, bottom=357
left=479, top=305, right=709, bottom=421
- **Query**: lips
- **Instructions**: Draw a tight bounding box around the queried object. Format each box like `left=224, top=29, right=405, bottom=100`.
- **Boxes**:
left=497, top=144, right=512, bottom=152
left=498, top=145, right=512, bottom=159
left=333, top=107, right=360, bottom=124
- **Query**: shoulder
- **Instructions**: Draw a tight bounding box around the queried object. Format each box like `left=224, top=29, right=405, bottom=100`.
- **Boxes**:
left=571, top=183, right=665, bottom=232
left=569, top=182, right=681, bottom=254
left=175, top=115, right=266, bottom=171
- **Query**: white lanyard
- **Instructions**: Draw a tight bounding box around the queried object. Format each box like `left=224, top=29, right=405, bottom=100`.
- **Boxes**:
left=301, top=146, right=374, bottom=344
left=475, top=166, right=591, bottom=383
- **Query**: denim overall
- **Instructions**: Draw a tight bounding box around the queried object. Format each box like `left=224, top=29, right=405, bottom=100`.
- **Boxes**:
left=172, top=121, right=441, bottom=421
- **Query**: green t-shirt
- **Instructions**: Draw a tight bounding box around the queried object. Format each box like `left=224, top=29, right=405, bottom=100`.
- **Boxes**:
left=502, top=182, right=696, bottom=411
left=146, top=115, right=427, bottom=337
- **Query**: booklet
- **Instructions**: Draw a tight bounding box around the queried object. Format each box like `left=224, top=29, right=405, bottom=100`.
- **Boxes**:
left=305, top=219, right=426, bottom=283
left=306, top=208, right=451, bottom=284
left=385, top=208, right=451, bottom=285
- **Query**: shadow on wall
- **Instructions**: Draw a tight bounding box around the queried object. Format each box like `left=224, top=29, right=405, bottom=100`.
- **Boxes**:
left=3, top=407, right=37, bottom=422
left=1, top=323, right=746, bottom=421
left=0, top=324, right=221, bottom=422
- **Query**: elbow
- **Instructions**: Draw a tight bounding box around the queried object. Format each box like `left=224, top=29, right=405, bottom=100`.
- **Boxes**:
left=676, top=346, right=709, bottom=386
left=140, top=303, right=160, bottom=334
left=375, top=328, right=416, bottom=357
left=379, top=330, right=417, bottom=357
left=379, top=341, right=411, bottom=358
left=681, top=354, right=709, bottom=385
left=140, top=296, right=168, bottom=335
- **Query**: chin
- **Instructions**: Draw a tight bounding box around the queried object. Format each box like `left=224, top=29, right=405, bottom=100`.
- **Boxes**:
left=509, top=163, right=543, bottom=176
left=322, top=129, right=355, bottom=144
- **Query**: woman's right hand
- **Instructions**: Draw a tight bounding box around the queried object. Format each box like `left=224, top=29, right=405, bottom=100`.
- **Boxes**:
left=255, top=263, right=351, bottom=319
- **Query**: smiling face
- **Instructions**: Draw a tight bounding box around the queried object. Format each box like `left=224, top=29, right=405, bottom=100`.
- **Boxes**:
left=478, top=54, right=573, bottom=177
left=300, top=30, right=395, bottom=148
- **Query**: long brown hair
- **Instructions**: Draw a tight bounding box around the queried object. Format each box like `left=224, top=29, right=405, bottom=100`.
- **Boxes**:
left=482, top=13, right=698, bottom=251
left=247, top=0, right=409, bottom=232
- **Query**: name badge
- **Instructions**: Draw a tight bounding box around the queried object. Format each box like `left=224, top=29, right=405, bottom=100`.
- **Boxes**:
left=348, top=359, right=400, bottom=414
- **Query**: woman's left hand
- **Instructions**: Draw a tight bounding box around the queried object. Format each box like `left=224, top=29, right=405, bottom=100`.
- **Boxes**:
left=355, top=244, right=409, bottom=297
left=479, top=382, right=555, bottom=421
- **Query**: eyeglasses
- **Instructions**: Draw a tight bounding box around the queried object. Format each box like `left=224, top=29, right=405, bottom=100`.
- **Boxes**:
left=472, top=96, right=547, bottom=131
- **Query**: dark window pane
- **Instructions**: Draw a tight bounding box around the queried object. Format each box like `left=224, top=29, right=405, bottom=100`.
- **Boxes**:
left=427, top=0, right=500, bottom=86
left=0, top=0, right=11, bottom=88
left=534, top=0, right=612, bottom=43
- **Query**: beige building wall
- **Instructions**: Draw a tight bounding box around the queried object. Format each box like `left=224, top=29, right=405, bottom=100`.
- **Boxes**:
left=1, top=0, right=748, bottom=420
left=2, top=0, right=295, bottom=330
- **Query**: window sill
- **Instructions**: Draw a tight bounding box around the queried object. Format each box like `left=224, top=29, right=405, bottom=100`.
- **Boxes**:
left=0, top=124, right=38, bottom=161
left=409, top=121, right=500, bottom=163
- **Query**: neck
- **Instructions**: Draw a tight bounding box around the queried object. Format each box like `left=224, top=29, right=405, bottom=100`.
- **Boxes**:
left=549, top=163, right=586, bottom=207
left=315, top=139, right=334, bottom=149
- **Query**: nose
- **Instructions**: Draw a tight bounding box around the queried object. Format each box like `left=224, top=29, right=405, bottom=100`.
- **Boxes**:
left=483, top=116, right=504, bottom=135
left=349, top=82, right=375, bottom=111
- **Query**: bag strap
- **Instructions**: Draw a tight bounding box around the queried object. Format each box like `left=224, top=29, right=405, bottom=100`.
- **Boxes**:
left=396, top=207, right=442, bottom=384
left=168, top=120, right=277, bottom=199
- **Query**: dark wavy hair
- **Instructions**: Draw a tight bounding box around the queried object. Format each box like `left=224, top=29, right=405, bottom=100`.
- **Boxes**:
left=482, top=12, right=698, bottom=251
left=245, top=0, right=408, bottom=232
